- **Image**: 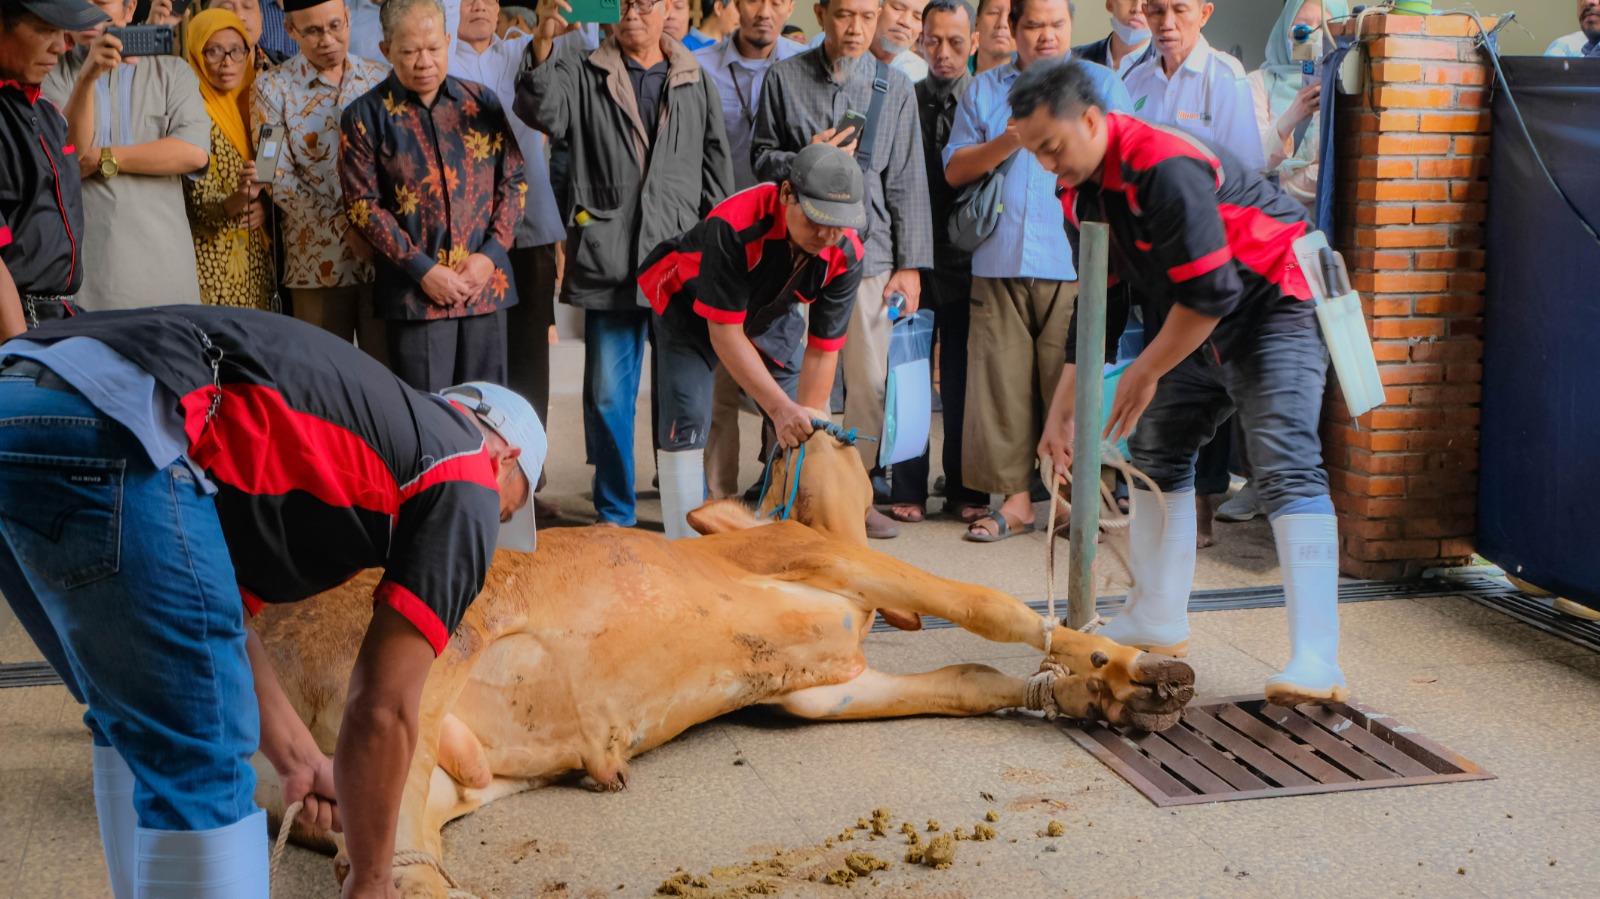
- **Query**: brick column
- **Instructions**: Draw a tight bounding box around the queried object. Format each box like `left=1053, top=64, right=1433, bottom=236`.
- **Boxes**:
left=1324, top=14, right=1497, bottom=578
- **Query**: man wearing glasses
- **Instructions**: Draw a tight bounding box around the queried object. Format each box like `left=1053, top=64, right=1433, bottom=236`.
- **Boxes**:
left=253, top=0, right=390, bottom=356
left=517, top=0, right=732, bottom=530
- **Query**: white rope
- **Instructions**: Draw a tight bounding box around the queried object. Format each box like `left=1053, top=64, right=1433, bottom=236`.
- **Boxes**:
left=271, top=800, right=476, bottom=899
left=1025, top=661, right=1068, bottom=719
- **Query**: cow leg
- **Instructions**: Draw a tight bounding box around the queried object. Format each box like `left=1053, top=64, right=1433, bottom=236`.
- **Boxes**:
left=773, top=544, right=1195, bottom=727
left=774, top=666, right=1026, bottom=719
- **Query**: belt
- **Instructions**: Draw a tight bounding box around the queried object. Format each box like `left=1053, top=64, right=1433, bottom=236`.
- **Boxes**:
left=0, top=357, right=78, bottom=394
left=20, top=294, right=77, bottom=330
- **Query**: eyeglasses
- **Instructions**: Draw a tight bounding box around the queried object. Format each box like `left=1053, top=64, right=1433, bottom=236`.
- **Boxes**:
left=294, top=18, right=347, bottom=42
left=202, top=46, right=249, bottom=63
left=622, top=0, right=663, bottom=15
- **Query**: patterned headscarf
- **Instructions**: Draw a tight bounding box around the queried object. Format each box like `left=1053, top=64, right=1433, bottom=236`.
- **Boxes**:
left=185, top=8, right=256, bottom=160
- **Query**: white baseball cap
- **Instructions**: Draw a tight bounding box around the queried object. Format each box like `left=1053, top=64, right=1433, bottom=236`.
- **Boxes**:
left=440, top=382, right=547, bottom=553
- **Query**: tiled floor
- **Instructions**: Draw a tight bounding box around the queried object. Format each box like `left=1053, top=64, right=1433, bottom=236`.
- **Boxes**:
left=2, top=395, right=1596, bottom=898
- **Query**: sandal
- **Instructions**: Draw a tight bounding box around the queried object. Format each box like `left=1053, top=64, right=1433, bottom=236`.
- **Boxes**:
left=886, top=504, right=926, bottom=523
left=962, top=511, right=1036, bottom=543
left=948, top=503, right=990, bottom=525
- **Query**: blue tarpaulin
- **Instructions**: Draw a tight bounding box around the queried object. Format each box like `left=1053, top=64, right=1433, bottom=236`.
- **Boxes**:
left=1478, top=57, right=1600, bottom=607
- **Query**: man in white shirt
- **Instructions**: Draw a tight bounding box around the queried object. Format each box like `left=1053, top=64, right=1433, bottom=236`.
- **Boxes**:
left=1122, top=0, right=1264, bottom=171
left=451, top=0, right=565, bottom=516
left=1546, top=0, right=1600, bottom=58
left=349, top=0, right=461, bottom=61
left=1072, top=0, right=1154, bottom=75
left=807, top=0, right=929, bottom=83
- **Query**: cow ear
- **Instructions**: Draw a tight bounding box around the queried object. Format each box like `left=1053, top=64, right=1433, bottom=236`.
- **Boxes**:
left=685, top=499, right=770, bottom=536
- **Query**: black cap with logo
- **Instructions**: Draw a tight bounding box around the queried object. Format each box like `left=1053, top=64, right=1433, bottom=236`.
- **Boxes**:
left=788, top=143, right=867, bottom=231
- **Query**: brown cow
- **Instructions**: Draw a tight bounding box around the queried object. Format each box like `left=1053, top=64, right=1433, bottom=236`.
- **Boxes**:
left=250, top=424, right=1195, bottom=897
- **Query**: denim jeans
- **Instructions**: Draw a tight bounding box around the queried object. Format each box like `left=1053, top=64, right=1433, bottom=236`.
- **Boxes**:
left=0, top=374, right=259, bottom=831
left=1126, top=326, right=1331, bottom=517
left=582, top=308, right=650, bottom=525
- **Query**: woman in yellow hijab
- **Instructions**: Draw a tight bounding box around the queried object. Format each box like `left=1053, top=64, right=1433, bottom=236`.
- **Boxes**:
left=182, top=7, right=276, bottom=310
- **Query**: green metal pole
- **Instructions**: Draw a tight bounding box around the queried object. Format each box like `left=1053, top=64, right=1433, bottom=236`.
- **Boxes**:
left=1068, top=222, right=1110, bottom=629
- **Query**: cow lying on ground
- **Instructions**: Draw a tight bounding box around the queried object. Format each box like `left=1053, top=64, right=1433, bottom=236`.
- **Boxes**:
left=251, top=423, right=1196, bottom=897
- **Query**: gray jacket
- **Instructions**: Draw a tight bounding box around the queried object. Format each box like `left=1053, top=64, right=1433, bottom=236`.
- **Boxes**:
left=516, top=36, right=734, bottom=311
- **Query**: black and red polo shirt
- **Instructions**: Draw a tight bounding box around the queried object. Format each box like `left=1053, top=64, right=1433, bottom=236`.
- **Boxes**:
left=1060, top=112, right=1314, bottom=364
left=22, top=306, right=500, bottom=655
left=0, top=79, right=83, bottom=296
left=638, top=183, right=865, bottom=358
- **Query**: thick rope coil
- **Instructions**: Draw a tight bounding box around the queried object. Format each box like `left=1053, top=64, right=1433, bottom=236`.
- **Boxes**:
left=1025, top=661, right=1069, bottom=719
left=272, top=801, right=475, bottom=899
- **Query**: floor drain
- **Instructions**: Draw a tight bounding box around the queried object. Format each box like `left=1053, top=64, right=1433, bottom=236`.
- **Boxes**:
left=0, top=661, right=63, bottom=689
left=1062, top=695, right=1493, bottom=806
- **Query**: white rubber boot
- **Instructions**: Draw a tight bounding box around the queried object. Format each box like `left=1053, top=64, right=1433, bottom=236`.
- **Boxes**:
left=93, top=745, right=137, bottom=899
left=657, top=449, right=706, bottom=540
left=1098, top=487, right=1196, bottom=657
left=1265, top=513, right=1350, bottom=706
left=136, top=808, right=269, bottom=898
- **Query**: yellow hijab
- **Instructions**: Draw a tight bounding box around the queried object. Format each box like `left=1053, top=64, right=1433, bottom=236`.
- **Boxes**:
left=185, top=8, right=254, bottom=161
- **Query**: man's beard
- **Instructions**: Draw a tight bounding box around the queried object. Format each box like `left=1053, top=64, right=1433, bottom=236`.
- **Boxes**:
left=878, top=35, right=910, bottom=57
left=1586, top=25, right=1600, bottom=45
left=830, top=52, right=855, bottom=83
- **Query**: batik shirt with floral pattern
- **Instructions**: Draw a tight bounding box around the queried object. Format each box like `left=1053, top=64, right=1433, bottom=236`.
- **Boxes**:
left=339, top=72, right=526, bottom=320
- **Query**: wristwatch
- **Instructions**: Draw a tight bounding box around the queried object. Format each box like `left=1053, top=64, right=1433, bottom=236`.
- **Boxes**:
left=99, top=147, right=120, bottom=179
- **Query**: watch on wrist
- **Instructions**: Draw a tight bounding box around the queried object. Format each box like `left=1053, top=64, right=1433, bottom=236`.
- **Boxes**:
left=99, top=147, right=120, bottom=179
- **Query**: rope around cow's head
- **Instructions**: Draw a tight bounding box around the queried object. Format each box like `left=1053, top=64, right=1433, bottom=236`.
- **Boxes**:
left=756, top=419, right=878, bottom=521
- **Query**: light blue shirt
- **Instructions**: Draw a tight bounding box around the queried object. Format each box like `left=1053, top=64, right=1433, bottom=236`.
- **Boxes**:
left=943, top=57, right=1133, bottom=281
left=1545, top=31, right=1600, bottom=57
left=693, top=33, right=804, bottom=190
left=450, top=34, right=565, bottom=247
left=4, top=337, right=213, bottom=491
left=347, top=0, right=385, bottom=65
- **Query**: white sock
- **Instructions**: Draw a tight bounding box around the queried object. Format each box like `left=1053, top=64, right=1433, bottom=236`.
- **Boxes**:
left=658, top=449, right=706, bottom=540
left=93, top=745, right=137, bottom=899
left=136, top=808, right=269, bottom=899
left=1099, top=488, right=1196, bottom=648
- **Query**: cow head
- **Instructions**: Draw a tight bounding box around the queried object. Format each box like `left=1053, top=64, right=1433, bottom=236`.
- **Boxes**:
left=755, top=415, right=874, bottom=545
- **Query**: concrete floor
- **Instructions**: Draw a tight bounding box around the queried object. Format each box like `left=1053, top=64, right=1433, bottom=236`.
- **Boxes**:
left=3, top=394, right=1598, bottom=898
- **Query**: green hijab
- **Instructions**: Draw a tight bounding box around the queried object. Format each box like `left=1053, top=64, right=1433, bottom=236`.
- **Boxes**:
left=1261, top=0, right=1351, bottom=120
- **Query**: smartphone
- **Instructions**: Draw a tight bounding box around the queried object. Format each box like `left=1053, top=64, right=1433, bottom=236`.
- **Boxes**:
left=835, top=109, right=868, bottom=143
left=566, top=0, right=621, bottom=24
left=106, top=25, right=175, bottom=58
left=254, top=124, right=284, bottom=183
left=168, top=0, right=192, bottom=17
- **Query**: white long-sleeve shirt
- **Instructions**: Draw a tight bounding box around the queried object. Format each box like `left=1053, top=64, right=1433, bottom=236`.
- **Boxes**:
left=1123, top=36, right=1267, bottom=172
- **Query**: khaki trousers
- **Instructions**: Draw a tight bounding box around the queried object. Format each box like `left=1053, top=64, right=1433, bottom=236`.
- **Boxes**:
left=841, top=270, right=893, bottom=471
left=962, top=276, right=1077, bottom=495
left=704, top=365, right=746, bottom=498
left=290, top=285, right=389, bottom=367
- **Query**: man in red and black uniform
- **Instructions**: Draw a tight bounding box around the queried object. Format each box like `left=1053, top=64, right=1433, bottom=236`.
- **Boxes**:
left=639, top=142, right=865, bottom=540
left=0, top=306, right=545, bottom=897
left=0, top=0, right=103, bottom=339
left=1013, top=61, right=1348, bottom=708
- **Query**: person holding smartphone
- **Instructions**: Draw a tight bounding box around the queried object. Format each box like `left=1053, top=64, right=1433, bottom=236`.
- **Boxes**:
left=43, top=0, right=212, bottom=310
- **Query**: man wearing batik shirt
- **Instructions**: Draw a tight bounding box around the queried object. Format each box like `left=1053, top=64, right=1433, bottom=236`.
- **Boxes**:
left=255, top=0, right=389, bottom=360
left=340, top=0, right=526, bottom=392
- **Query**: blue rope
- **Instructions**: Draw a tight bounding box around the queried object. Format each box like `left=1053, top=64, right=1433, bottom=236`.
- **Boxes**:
left=755, top=420, right=879, bottom=521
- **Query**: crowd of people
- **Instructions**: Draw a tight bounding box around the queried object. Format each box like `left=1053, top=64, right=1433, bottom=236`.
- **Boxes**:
left=0, top=2, right=1592, bottom=895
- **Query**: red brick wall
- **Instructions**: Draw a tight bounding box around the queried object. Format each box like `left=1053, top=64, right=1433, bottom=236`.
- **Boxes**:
left=1324, top=14, right=1497, bottom=578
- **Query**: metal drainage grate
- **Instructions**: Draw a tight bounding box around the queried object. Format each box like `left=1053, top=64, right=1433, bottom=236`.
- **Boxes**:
left=0, top=661, right=63, bottom=689
left=1459, top=592, right=1600, bottom=655
left=1062, top=694, right=1493, bottom=806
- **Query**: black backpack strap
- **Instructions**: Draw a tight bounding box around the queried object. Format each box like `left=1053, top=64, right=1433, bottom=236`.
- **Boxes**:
left=856, top=59, right=892, bottom=171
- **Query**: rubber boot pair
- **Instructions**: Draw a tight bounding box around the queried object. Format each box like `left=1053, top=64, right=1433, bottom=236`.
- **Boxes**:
left=94, top=745, right=269, bottom=898
left=1098, top=489, right=1348, bottom=704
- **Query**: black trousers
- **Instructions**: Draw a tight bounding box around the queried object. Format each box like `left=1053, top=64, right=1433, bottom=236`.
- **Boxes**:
left=652, top=310, right=797, bottom=451
left=890, top=267, right=988, bottom=509
left=507, top=244, right=558, bottom=425
left=386, top=309, right=508, bottom=394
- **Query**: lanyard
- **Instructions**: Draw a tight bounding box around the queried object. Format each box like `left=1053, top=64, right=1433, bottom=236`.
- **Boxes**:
left=729, top=63, right=757, bottom=126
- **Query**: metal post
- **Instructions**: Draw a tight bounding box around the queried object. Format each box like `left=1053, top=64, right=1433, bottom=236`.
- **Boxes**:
left=1068, top=223, right=1110, bottom=629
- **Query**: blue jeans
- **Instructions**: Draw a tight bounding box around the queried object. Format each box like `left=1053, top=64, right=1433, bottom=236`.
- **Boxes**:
left=1127, top=327, right=1331, bottom=518
left=0, top=374, right=258, bottom=831
left=582, top=308, right=650, bottom=525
